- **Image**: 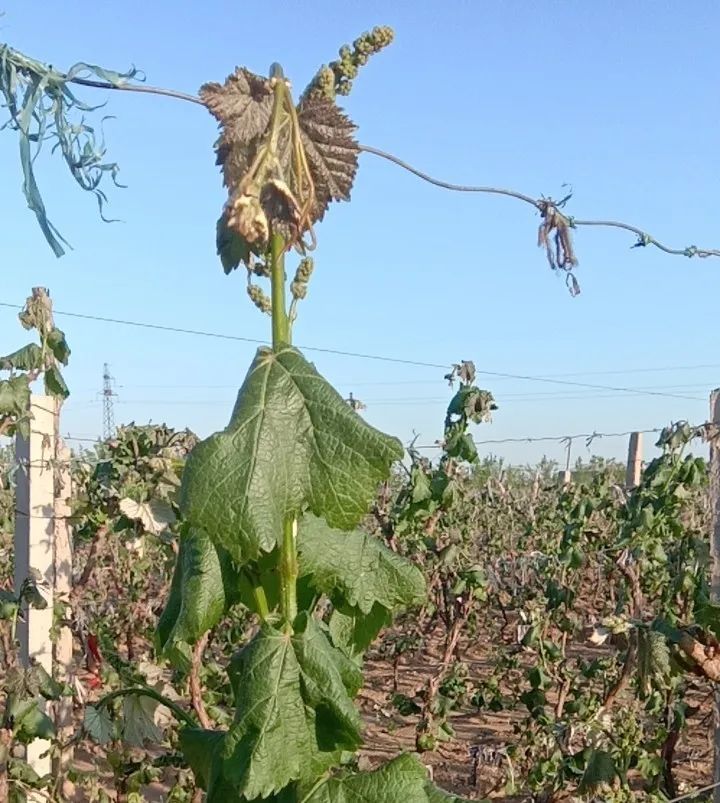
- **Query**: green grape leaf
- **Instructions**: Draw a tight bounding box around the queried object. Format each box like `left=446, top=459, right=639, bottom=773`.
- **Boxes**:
left=578, top=748, right=616, bottom=793
left=46, top=328, right=70, bottom=365
left=25, top=662, right=62, bottom=700
left=221, top=613, right=362, bottom=799
left=156, top=527, right=237, bottom=669
left=637, top=627, right=671, bottom=694
left=0, top=590, right=18, bottom=620
left=328, top=604, right=392, bottom=659
left=122, top=693, right=163, bottom=747
left=10, top=698, right=55, bottom=742
left=84, top=705, right=115, bottom=744
left=180, top=727, right=225, bottom=790
left=298, top=514, right=426, bottom=614
left=44, top=364, right=69, bottom=399
left=411, top=466, right=433, bottom=503
left=300, top=754, right=432, bottom=802
left=0, top=343, right=43, bottom=371
left=119, top=497, right=176, bottom=535
left=424, top=781, right=475, bottom=802
left=181, top=346, right=403, bottom=564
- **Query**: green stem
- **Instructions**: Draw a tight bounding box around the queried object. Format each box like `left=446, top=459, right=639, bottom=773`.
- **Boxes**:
left=95, top=686, right=197, bottom=729
left=268, top=203, right=297, bottom=627
left=280, top=517, right=298, bottom=627
left=245, top=570, right=270, bottom=620
left=270, top=232, right=289, bottom=348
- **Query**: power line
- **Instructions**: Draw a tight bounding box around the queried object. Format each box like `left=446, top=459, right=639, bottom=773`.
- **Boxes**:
left=0, top=300, right=708, bottom=402
left=413, top=426, right=666, bottom=449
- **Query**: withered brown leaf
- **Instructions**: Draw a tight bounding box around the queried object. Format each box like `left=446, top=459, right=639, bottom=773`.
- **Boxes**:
left=297, top=96, right=359, bottom=223
left=200, top=68, right=273, bottom=190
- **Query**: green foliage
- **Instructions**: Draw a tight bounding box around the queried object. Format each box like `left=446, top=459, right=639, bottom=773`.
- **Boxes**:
left=4, top=25, right=715, bottom=803
left=298, top=514, right=426, bottom=615
left=180, top=346, right=403, bottom=563
left=0, top=288, right=71, bottom=437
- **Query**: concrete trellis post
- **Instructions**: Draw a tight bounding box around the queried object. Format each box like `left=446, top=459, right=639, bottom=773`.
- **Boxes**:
left=53, top=441, right=74, bottom=777
left=710, top=390, right=720, bottom=803
left=14, top=396, right=57, bottom=779
left=14, top=395, right=75, bottom=786
left=625, top=431, right=643, bottom=489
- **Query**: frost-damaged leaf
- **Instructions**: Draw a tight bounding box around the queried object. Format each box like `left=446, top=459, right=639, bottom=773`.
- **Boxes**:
left=0, top=46, right=141, bottom=256
left=119, top=497, right=176, bottom=535
left=181, top=346, right=403, bottom=564
left=299, top=515, right=426, bottom=614
left=156, top=527, right=239, bottom=669
left=221, top=613, right=362, bottom=799
left=200, top=68, right=273, bottom=190
left=122, top=693, right=163, bottom=747
left=216, top=213, right=253, bottom=274
left=298, top=95, right=359, bottom=223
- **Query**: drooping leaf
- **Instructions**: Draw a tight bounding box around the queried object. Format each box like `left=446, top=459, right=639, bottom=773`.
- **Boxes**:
left=25, top=662, right=63, bottom=700
left=0, top=590, right=18, bottom=620
left=83, top=704, right=115, bottom=744
left=156, top=527, right=234, bottom=668
left=298, top=514, right=426, bottom=614
left=578, top=748, right=616, bottom=793
left=0, top=375, right=31, bottom=420
left=297, top=95, right=359, bottom=223
left=180, top=727, right=225, bottom=790
left=638, top=627, right=671, bottom=694
left=119, top=497, right=176, bottom=535
left=424, top=781, right=475, bottom=802
left=181, top=346, right=403, bottom=564
left=46, top=328, right=70, bottom=365
left=44, top=365, right=69, bottom=399
left=121, top=693, right=163, bottom=747
left=0, top=343, right=43, bottom=371
left=411, top=467, right=433, bottom=503
left=0, top=45, right=141, bottom=256
left=7, top=759, right=41, bottom=785
left=18, top=575, right=47, bottom=610
left=216, top=213, right=253, bottom=274
left=200, top=68, right=273, bottom=190
left=328, top=603, right=392, bottom=659
left=221, top=614, right=362, bottom=799
left=9, top=698, right=55, bottom=742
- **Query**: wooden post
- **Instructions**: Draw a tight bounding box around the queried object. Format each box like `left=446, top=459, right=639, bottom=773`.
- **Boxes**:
left=625, top=431, right=643, bottom=489
left=53, top=441, right=74, bottom=783
left=710, top=390, right=720, bottom=803
left=556, top=469, right=572, bottom=487
left=14, top=396, right=56, bottom=781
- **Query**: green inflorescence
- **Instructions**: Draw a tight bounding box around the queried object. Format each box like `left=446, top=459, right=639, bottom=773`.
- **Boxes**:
left=306, top=26, right=395, bottom=99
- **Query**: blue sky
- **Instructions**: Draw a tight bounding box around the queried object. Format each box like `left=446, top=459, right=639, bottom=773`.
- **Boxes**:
left=0, top=1, right=718, bottom=467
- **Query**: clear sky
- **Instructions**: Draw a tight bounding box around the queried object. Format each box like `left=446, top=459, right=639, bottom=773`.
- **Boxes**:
left=0, top=1, right=718, bottom=467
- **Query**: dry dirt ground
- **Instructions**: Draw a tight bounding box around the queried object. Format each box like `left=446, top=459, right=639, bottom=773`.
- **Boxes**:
left=69, top=631, right=715, bottom=802
left=357, top=634, right=715, bottom=801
